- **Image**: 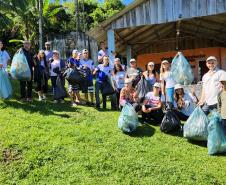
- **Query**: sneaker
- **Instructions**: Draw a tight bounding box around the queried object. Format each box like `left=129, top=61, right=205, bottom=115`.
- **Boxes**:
left=42, top=95, right=46, bottom=100
left=53, top=100, right=58, bottom=103
left=90, top=102, right=95, bottom=106
left=27, top=98, right=32, bottom=102
left=71, top=103, right=77, bottom=107
left=38, top=96, right=42, bottom=101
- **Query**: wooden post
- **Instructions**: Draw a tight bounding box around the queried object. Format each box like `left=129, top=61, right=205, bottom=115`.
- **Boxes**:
left=126, top=45, right=131, bottom=67
left=107, top=29, right=115, bottom=66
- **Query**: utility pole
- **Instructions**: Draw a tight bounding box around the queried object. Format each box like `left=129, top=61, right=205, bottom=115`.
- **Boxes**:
left=39, top=0, right=43, bottom=50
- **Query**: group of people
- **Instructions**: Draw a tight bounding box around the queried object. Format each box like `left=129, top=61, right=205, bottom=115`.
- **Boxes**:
left=0, top=40, right=226, bottom=134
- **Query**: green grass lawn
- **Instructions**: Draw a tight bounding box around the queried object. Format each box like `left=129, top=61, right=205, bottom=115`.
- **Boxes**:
left=0, top=80, right=226, bottom=185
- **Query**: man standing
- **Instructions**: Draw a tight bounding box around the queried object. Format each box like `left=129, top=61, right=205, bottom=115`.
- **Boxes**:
left=80, top=49, right=95, bottom=106
left=20, top=40, right=34, bottom=102
left=44, top=41, right=53, bottom=62
left=198, top=56, right=225, bottom=115
left=98, top=41, right=109, bottom=64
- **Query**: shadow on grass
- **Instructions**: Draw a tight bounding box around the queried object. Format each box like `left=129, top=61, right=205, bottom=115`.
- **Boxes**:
left=1, top=99, right=81, bottom=117
left=128, top=124, right=155, bottom=137
left=188, top=140, right=207, bottom=148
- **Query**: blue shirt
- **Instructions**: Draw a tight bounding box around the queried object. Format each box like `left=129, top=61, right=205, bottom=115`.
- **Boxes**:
left=95, top=64, right=112, bottom=82
left=67, top=57, right=80, bottom=68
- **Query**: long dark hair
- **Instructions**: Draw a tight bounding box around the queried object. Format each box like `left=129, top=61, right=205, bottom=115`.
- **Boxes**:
left=0, top=40, right=6, bottom=51
left=174, top=88, right=185, bottom=110
left=145, top=64, right=157, bottom=77
left=113, top=63, right=124, bottom=75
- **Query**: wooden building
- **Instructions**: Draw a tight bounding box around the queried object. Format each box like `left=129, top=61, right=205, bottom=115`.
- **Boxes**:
left=87, top=0, right=226, bottom=81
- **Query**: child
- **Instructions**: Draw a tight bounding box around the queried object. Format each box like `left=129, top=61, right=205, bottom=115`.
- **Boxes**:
left=218, top=72, right=226, bottom=135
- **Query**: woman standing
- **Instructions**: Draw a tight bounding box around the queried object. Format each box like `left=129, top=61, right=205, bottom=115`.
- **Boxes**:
left=49, top=50, right=66, bottom=103
left=143, top=61, right=159, bottom=89
left=113, top=63, right=126, bottom=106
left=34, top=50, right=49, bottom=101
left=0, top=40, right=12, bottom=99
left=93, top=56, right=116, bottom=109
left=160, top=60, right=176, bottom=104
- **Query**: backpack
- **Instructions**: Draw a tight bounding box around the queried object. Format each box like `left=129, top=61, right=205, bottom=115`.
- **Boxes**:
left=160, top=108, right=181, bottom=133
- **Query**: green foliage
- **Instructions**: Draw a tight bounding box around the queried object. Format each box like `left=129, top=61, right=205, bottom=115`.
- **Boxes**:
left=0, top=80, right=226, bottom=184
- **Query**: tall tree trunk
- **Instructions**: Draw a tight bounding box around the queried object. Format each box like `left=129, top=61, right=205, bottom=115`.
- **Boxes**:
left=75, top=0, right=79, bottom=43
left=39, top=0, right=43, bottom=50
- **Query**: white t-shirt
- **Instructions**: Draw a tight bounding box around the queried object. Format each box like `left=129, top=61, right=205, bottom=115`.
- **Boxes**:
left=160, top=71, right=176, bottom=88
left=0, top=50, right=10, bottom=70
left=80, top=58, right=95, bottom=71
left=202, top=69, right=225, bottom=105
left=114, top=71, right=126, bottom=89
left=50, top=60, right=61, bottom=76
left=145, top=92, right=161, bottom=107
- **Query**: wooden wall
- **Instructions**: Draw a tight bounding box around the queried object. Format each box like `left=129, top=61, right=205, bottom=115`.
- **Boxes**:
left=110, top=0, right=226, bottom=30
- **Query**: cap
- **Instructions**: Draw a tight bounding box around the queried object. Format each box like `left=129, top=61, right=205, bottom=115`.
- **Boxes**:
left=130, top=58, right=136, bottom=63
left=206, top=56, right=217, bottom=62
left=72, top=49, right=78, bottom=54
left=39, top=50, right=45, bottom=53
left=53, top=50, right=59, bottom=54
left=82, top=49, right=88, bottom=53
left=45, top=41, right=51, bottom=45
left=148, top=61, right=155, bottom=66
left=125, top=78, right=132, bottom=84
left=153, top=82, right=161, bottom=88
left=174, top=84, right=183, bottom=90
left=162, top=60, right=169, bottom=64
left=219, top=72, right=226, bottom=82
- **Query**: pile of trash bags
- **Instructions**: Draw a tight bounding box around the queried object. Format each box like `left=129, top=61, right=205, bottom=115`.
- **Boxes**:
left=171, top=52, right=194, bottom=85
left=183, top=106, right=209, bottom=141
left=118, top=103, right=140, bottom=133
left=10, top=49, right=31, bottom=81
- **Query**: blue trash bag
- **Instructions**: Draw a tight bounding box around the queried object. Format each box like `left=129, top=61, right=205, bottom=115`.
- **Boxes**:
left=207, top=111, right=226, bottom=155
left=118, top=103, right=140, bottom=133
left=10, top=49, right=31, bottom=81
left=183, top=106, right=209, bottom=141
left=0, top=68, right=12, bottom=99
left=171, top=52, right=194, bottom=85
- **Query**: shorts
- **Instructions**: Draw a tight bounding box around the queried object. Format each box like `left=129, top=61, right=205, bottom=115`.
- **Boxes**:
left=87, top=80, right=94, bottom=93
left=68, top=84, right=79, bottom=93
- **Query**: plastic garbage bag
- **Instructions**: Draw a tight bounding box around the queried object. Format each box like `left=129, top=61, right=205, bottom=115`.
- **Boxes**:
left=0, top=68, right=12, bottom=99
left=10, top=49, right=31, bottom=81
left=183, top=106, right=209, bottom=141
left=207, top=111, right=226, bottom=155
left=171, top=52, right=194, bottom=85
left=54, top=75, right=67, bottom=100
left=118, top=103, right=140, bottom=133
left=136, top=76, right=152, bottom=103
left=160, top=108, right=181, bottom=133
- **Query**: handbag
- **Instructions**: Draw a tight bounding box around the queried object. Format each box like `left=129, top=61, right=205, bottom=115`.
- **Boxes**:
left=101, top=78, right=115, bottom=96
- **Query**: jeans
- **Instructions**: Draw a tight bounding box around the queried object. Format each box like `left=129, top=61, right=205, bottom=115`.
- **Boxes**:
left=142, top=106, right=164, bottom=124
left=222, top=119, right=226, bottom=135
left=95, top=81, right=117, bottom=109
left=202, top=103, right=217, bottom=115
left=166, top=87, right=174, bottom=103
left=20, top=80, right=33, bottom=98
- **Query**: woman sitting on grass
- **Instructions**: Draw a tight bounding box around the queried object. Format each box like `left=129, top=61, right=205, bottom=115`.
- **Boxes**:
left=173, top=84, right=198, bottom=121
left=119, top=78, right=141, bottom=112
left=142, top=82, right=164, bottom=124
